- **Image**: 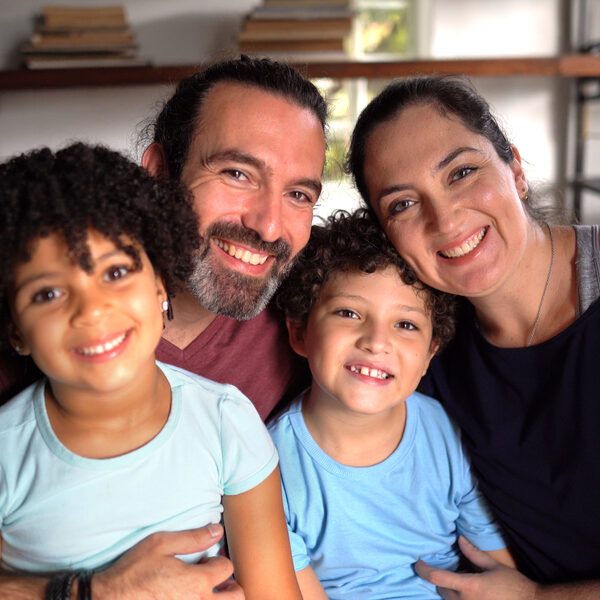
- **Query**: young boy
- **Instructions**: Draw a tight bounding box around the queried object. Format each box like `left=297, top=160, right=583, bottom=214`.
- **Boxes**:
left=270, top=208, right=514, bottom=599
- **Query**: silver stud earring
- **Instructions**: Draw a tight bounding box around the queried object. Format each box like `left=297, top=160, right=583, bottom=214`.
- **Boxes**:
left=162, top=300, right=169, bottom=312
left=14, top=345, right=23, bottom=355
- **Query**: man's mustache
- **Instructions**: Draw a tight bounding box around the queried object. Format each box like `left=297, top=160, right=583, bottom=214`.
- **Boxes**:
left=201, top=222, right=292, bottom=263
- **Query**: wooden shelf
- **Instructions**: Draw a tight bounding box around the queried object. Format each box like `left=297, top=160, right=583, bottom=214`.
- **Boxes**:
left=2, top=54, right=600, bottom=90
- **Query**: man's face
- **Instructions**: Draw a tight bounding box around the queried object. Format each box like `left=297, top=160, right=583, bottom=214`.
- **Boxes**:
left=180, top=82, right=326, bottom=320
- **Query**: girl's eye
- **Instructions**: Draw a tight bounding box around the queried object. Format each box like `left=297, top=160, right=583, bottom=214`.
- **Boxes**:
left=104, top=265, right=131, bottom=282
left=388, top=198, right=415, bottom=217
left=32, top=287, right=62, bottom=303
left=395, top=321, right=417, bottom=331
left=335, top=309, right=359, bottom=320
left=451, top=166, right=475, bottom=182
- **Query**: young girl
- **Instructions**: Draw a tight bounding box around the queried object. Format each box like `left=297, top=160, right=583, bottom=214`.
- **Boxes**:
left=0, top=143, right=300, bottom=599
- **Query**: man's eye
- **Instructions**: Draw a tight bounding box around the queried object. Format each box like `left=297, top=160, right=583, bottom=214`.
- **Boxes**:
left=335, top=309, right=359, bottom=319
left=32, top=288, right=62, bottom=303
left=223, top=169, right=248, bottom=181
left=104, top=265, right=130, bottom=281
left=289, top=190, right=313, bottom=205
left=389, top=199, right=415, bottom=216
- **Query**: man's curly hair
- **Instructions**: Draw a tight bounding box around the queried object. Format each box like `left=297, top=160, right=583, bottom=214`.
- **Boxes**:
left=275, top=208, right=456, bottom=349
left=0, top=142, right=200, bottom=351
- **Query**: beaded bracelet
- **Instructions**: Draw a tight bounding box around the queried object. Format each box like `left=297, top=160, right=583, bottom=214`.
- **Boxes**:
left=77, top=570, right=94, bottom=600
left=45, top=572, right=77, bottom=600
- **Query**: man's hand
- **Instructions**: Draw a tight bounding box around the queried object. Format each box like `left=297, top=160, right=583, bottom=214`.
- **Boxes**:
left=415, top=536, right=537, bottom=600
left=92, top=524, right=244, bottom=600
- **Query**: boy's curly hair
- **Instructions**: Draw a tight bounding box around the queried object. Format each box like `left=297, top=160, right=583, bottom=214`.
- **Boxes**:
left=0, top=142, right=200, bottom=350
left=275, top=208, right=456, bottom=349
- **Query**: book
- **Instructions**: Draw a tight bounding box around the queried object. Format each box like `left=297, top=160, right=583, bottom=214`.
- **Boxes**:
left=239, top=38, right=346, bottom=53
left=30, top=30, right=135, bottom=47
left=22, top=42, right=137, bottom=54
left=262, top=0, right=350, bottom=6
left=41, top=5, right=127, bottom=29
left=24, top=53, right=150, bottom=70
left=250, top=5, right=354, bottom=20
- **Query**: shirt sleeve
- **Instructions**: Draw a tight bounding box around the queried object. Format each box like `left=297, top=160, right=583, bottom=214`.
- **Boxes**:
left=219, top=385, right=278, bottom=496
left=456, top=457, right=507, bottom=552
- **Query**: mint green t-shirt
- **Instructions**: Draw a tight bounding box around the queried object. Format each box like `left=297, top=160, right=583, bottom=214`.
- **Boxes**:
left=0, top=362, right=277, bottom=572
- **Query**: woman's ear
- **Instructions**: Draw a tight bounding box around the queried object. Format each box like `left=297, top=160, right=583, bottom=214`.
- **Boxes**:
left=286, top=318, right=308, bottom=358
left=8, top=324, right=30, bottom=356
left=142, top=142, right=170, bottom=179
left=510, top=145, right=528, bottom=196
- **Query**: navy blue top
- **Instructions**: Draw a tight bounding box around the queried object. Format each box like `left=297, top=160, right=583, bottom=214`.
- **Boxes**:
left=421, top=299, right=600, bottom=583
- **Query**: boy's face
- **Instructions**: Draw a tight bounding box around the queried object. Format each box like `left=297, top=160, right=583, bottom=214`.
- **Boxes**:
left=9, top=230, right=167, bottom=399
left=289, top=266, right=437, bottom=417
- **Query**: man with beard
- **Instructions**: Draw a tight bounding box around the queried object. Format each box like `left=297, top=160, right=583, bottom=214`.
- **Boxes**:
left=141, top=56, right=327, bottom=421
left=0, top=57, right=326, bottom=600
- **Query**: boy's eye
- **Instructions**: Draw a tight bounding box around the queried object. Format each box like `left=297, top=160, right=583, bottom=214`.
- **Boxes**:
left=395, top=321, right=417, bottom=331
left=104, top=265, right=131, bottom=282
left=32, top=287, right=62, bottom=303
left=335, top=309, right=359, bottom=319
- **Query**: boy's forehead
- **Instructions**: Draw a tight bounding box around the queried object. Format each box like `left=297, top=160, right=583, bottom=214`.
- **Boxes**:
left=319, top=266, right=430, bottom=313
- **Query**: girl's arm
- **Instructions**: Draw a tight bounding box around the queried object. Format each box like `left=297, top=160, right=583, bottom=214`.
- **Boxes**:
left=296, top=565, right=329, bottom=600
left=222, top=467, right=302, bottom=600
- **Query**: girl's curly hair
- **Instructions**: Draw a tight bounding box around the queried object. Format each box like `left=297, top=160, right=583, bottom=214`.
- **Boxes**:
left=0, top=142, right=200, bottom=351
left=275, top=208, right=456, bottom=349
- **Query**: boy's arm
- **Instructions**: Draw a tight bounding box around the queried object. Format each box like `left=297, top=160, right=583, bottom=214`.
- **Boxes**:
left=0, top=527, right=243, bottom=600
left=416, top=536, right=600, bottom=600
left=296, top=565, right=329, bottom=600
left=223, top=467, right=302, bottom=600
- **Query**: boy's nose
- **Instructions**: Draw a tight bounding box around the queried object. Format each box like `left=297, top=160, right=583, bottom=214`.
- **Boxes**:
left=357, top=321, right=392, bottom=354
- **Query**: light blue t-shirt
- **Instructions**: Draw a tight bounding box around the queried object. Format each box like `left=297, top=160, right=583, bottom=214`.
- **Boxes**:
left=0, top=362, right=278, bottom=573
left=268, top=391, right=506, bottom=600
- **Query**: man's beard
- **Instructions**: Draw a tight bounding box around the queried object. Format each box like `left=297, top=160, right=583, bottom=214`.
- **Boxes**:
left=187, top=222, right=293, bottom=320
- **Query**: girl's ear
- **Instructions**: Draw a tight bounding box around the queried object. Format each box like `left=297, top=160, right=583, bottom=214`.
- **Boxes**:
left=142, top=142, right=170, bottom=178
left=286, top=318, right=308, bottom=358
left=8, top=324, right=31, bottom=356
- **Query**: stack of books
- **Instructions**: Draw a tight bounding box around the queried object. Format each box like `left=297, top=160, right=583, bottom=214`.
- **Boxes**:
left=238, top=0, right=354, bottom=61
left=21, top=5, right=148, bottom=70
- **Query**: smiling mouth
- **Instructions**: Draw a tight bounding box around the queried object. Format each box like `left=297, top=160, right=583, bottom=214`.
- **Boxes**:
left=348, top=365, right=392, bottom=380
left=74, top=331, right=128, bottom=356
left=439, top=227, right=487, bottom=259
left=214, top=238, right=269, bottom=265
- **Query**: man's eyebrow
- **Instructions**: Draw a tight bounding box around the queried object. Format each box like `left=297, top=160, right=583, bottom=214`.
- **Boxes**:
left=294, top=177, right=322, bottom=197
left=206, top=150, right=270, bottom=174
left=434, top=146, right=482, bottom=173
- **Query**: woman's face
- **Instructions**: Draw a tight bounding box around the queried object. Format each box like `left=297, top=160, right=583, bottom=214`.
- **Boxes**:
left=363, top=103, right=529, bottom=298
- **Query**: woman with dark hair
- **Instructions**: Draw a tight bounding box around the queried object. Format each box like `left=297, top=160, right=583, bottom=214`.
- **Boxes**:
left=348, top=76, right=600, bottom=599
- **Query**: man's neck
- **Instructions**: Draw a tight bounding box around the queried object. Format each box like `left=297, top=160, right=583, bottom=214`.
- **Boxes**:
left=161, top=289, right=218, bottom=350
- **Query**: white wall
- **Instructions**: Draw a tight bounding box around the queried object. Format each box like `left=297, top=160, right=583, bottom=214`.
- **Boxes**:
left=0, top=0, right=575, bottom=217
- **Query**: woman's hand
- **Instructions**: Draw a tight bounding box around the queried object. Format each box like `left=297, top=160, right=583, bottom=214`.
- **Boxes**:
left=415, top=536, right=537, bottom=600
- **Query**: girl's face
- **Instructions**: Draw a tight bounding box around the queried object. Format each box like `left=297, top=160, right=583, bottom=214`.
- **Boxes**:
left=363, top=103, right=529, bottom=298
left=10, top=230, right=167, bottom=399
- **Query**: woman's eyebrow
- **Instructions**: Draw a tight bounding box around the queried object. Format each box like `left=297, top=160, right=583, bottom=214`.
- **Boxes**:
left=434, top=146, right=482, bottom=173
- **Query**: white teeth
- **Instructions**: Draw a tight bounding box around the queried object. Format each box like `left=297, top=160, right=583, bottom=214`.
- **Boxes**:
left=441, top=228, right=486, bottom=258
left=349, top=365, right=390, bottom=380
left=78, top=332, right=127, bottom=356
left=214, top=239, right=268, bottom=265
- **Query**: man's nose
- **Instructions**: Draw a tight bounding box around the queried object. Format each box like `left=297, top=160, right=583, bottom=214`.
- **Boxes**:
left=241, top=188, right=283, bottom=243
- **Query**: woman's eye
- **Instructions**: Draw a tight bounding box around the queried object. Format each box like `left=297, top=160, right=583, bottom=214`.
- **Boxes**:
left=104, top=265, right=130, bottom=282
left=32, top=287, right=62, bottom=303
left=335, top=309, right=359, bottom=319
left=451, top=166, right=475, bottom=182
left=395, top=321, right=417, bottom=331
left=388, top=198, right=415, bottom=216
